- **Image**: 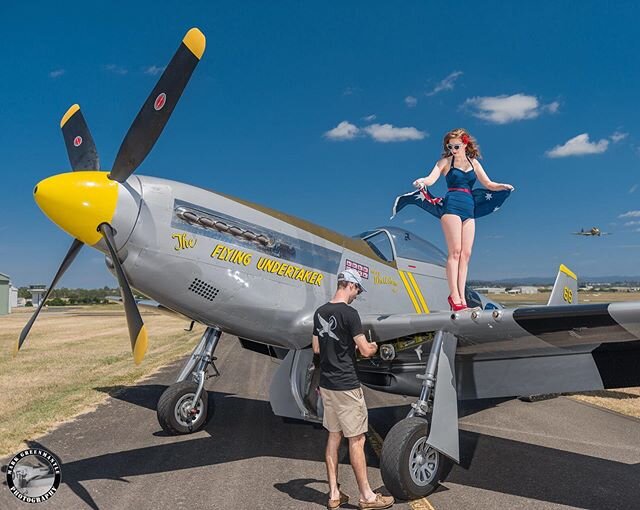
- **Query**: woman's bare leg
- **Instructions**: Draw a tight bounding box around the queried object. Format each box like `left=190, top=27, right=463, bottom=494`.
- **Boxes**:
left=441, top=214, right=463, bottom=302
left=458, top=219, right=476, bottom=305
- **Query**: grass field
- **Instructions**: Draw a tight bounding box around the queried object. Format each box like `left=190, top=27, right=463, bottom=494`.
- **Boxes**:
left=0, top=305, right=201, bottom=457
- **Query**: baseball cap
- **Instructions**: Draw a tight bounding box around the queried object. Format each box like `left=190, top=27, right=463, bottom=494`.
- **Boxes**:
left=338, top=268, right=366, bottom=292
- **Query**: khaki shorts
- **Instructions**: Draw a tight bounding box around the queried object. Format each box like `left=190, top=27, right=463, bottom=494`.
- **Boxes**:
left=319, top=386, right=368, bottom=438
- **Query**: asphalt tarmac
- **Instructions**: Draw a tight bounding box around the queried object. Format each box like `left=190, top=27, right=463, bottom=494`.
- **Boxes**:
left=2, top=336, right=640, bottom=509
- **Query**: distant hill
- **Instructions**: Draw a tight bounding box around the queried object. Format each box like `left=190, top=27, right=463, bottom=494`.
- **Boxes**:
left=470, top=276, right=640, bottom=286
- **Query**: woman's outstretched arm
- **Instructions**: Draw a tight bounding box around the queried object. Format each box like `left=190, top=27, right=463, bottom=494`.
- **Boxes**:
left=473, top=159, right=514, bottom=191
left=413, top=158, right=447, bottom=188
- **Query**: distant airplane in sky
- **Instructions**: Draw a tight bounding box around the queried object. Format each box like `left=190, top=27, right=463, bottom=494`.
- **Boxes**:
left=572, top=227, right=611, bottom=237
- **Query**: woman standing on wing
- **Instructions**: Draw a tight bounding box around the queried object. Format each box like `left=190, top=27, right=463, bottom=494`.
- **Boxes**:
left=412, top=129, right=514, bottom=311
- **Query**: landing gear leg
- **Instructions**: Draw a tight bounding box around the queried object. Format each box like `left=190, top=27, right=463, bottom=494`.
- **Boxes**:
left=380, top=331, right=457, bottom=500
left=156, top=327, right=222, bottom=435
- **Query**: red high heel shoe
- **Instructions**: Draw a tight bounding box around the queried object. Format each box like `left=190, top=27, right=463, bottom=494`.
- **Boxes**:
left=447, top=296, right=466, bottom=312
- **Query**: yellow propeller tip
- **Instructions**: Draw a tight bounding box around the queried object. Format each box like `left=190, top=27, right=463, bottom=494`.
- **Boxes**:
left=133, top=326, right=149, bottom=365
left=60, top=104, right=80, bottom=128
left=183, top=28, right=206, bottom=60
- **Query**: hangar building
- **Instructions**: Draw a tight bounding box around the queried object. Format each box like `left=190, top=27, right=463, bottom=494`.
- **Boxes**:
left=0, top=273, right=10, bottom=315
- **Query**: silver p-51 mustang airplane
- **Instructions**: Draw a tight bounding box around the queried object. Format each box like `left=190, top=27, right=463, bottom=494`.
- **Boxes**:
left=16, top=28, right=640, bottom=500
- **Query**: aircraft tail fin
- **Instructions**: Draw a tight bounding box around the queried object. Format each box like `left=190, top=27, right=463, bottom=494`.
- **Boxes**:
left=547, top=264, right=578, bottom=305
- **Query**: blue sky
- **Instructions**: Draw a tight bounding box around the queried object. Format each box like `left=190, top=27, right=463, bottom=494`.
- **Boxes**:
left=1, top=1, right=639, bottom=287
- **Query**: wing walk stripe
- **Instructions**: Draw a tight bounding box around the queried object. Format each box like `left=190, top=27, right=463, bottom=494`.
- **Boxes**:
left=407, top=272, right=430, bottom=314
left=399, top=270, right=421, bottom=314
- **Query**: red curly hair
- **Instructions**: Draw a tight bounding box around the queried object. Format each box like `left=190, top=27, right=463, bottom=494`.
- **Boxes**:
left=441, top=128, right=481, bottom=159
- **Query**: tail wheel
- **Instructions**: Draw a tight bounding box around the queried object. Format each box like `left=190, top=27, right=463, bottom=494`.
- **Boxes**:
left=380, top=417, right=453, bottom=500
left=157, top=381, right=211, bottom=435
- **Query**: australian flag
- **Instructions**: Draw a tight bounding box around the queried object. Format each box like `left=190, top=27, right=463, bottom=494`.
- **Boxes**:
left=391, top=187, right=511, bottom=220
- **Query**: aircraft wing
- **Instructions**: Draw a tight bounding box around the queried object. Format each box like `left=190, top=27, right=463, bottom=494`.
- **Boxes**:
left=359, top=302, right=640, bottom=399
left=363, top=302, right=640, bottom=348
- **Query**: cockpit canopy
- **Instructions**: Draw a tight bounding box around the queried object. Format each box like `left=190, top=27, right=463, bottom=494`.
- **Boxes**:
left=355, top=226, right=447, bottom=266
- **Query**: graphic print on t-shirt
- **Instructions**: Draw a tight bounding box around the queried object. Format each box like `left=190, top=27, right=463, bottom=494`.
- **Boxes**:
left=316, top=314, right=339, bottom=341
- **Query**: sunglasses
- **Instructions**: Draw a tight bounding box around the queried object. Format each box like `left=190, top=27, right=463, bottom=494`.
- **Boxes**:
left=446, top=143, right=464, bottom=151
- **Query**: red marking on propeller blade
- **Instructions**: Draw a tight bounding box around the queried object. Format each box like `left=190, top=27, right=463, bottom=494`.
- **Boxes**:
left=73, top=136, right=83, bottom=147
left=154, top=93, right=167, bottom=111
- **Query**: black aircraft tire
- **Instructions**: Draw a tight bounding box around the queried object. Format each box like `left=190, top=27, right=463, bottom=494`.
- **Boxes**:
left=380, top=417, right=452, bottom=501
left=157, top=381, right=210, bottom=435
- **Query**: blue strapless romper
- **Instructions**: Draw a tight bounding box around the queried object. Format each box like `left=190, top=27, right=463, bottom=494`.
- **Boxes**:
left=443, top=156, right=476, bottom=221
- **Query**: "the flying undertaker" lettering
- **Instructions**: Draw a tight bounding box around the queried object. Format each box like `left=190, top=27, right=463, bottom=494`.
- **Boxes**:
left=256, top=257, right=324, bottom=286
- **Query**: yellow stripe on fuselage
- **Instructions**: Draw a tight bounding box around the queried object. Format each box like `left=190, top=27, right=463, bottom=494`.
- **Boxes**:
left=407, top=272, right=430, bottom=313
left=399, top=270, right=421, bottom=313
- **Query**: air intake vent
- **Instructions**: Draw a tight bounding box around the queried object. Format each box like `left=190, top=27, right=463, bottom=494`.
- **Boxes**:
left=189, top=278, right=220, bottom=301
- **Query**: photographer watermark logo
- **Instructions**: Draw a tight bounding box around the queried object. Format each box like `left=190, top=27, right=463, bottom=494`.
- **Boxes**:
left=6, top=448, right=61, bottom=503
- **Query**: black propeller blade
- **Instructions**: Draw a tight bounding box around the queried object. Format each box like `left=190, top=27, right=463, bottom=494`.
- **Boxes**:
left=109, top=28, right=206, bottom=183
left=60, top=104, right=100, bottom=171
left=98, top=223, right=148, bottom=364
left=15, top=239, right=84, bottom=355
left=17, top=29, right=207, bottom=362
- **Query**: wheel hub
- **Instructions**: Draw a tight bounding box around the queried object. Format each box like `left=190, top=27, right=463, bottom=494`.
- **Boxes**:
left=409, top=437, right=439, bottom=486
left=175, top=393, right=202, bottom=426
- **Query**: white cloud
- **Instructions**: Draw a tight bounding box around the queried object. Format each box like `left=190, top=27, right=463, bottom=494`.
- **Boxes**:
left=363, top=123, right=426, bottom=143
left=362, top=114, right=376, bottom=122
left=326, top=120, right=427, bottom=143
left=404, top=96, right=417, bottom=108
left=611, top=131, right=628, bottom=143
left=324, top=121, right=360, bottom=141
left=426, top=71, right=462, bottom=96
left=49, top=69, right=65, bottom=78
left=105, top=64, right=128, bottom=75
left=620, top=210, right=640, bottom=218
left=546, top=133, right=609, bottom=158
left=144, top=65, right=166, bottom=76
left=403, top=218, right=416, bottom=224
left=463, top=94, right=546, bottom=124
left=624, top=221, right=640, bottom=226
left=630, top=184, right=638, bottom=194
left=342, top=86, right=359, bottom=96
left=543, top=101, right=560, bottom=113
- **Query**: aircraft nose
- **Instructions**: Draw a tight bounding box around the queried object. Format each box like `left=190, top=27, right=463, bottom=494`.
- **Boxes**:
left=34, top=171, right=119, bottom=245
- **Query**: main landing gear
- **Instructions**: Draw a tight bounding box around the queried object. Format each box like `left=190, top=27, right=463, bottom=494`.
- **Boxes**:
left=157, top=326, right=222, bottom=435
left=380, top=331, right=458, bottom=500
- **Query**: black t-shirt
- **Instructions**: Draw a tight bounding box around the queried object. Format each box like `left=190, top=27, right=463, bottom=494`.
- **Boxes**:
left=313, top=302, right=364, bottom=391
